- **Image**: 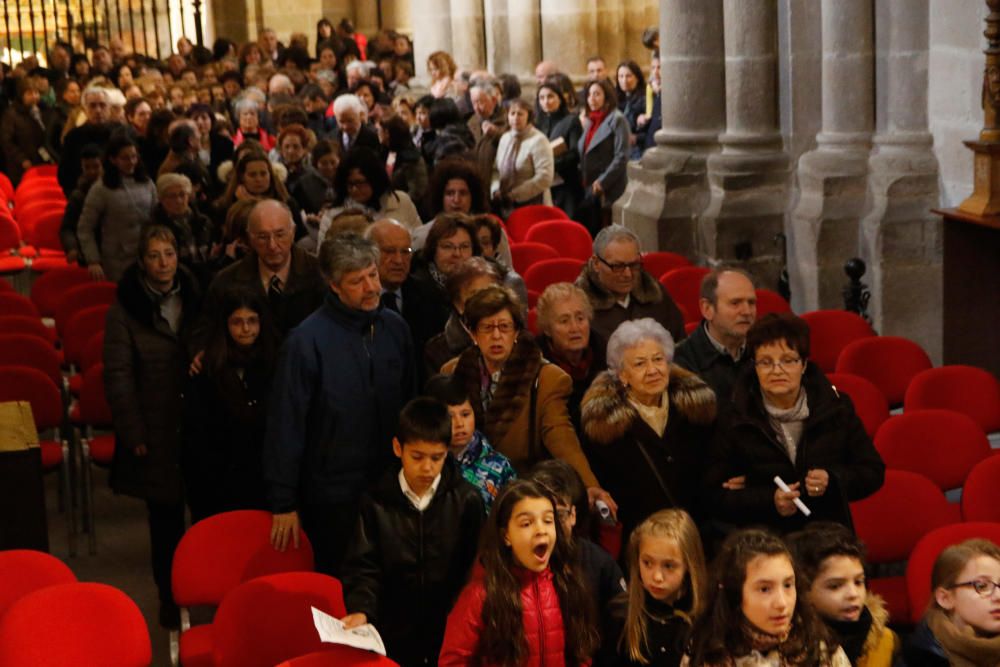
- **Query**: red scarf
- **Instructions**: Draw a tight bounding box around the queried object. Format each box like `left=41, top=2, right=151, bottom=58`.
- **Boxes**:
left=583, top=110, right=608, bottom=152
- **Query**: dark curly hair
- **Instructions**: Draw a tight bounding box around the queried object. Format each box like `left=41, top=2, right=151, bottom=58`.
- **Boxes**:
left=746, top=313, right=811, bottom=362
left=332, top=146, right=394, bottom=207
left=425, top=158, right=488, bottom=218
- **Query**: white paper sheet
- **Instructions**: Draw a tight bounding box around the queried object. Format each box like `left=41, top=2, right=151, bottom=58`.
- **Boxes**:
left=311, top=606, right=387, bottom=656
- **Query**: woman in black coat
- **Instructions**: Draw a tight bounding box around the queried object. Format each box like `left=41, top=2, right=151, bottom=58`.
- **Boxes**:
left=189, top=103, right=234, bottom=198
left=103, top=225, right=201, bottom=628
left=183, top=287, right=276, bottom=523
left=703, top=313, right=885, bottom=536
left=535, top=79, right=584, bottom=219
left=581, top=318, right=716, bottom=548
left=578, top=78, right=631, bottom=235
left=0, top=77, right=49, bottom=185
left=615, top=60, right=647, bottom=160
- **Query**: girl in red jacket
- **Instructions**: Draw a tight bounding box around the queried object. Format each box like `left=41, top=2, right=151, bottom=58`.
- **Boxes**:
left=439, top=479, right=599, bottom=667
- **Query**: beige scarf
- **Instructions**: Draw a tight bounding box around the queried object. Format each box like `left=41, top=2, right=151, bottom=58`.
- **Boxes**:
left=927, top=608, right=1000, bottom=667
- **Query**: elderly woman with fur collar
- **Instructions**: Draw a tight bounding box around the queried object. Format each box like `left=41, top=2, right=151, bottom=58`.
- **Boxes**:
left=581, top=318, right=716, bottom=546
left=441, top=285, right=617, bottom=514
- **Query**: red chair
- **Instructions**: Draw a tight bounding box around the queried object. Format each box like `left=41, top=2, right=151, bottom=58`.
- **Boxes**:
left=0, top=173, right=13, bottom=203
left=800, top=310, right=876, bottom=373
left=0, top=315, right=57, bottom=343
left=641, top=251, right=691, bottom=279
left=0, top=334, right=64, bottom=389
left=526, top=289, right=540, bottom=309
left=24, top=211, right=70, bottom=271
left=684, top=320, right=699, bottom=336
left=904, top=365, right=1000, bottom=434
left=0, top=366, right=74, bottom=552
left=527, top=307, right=538, bottom=335
left=13, top=184, right=65, bottom=209
left=0, top=292, right=41, bottom=318
left=755, top=288, right=792, bottom=317
left=659, top=267, right=710, bottom=324
left=13, top=195, right=66, bottom=231
left=962, top=455, right=1000, bottom=522
left=905, top=522, right=1000, bottom=624
left=509, top=242, right=559, bottom=275
left=67, top=331, right=105, bottom=397
left=0, top=217, right=27, bottom=274
left=505, top=205, right=569, bottom=241
left=277, top=646, right=400, bottom=666
left=211, top=572, right=346, bottom=667
left=836, top=336, right=932, bottom=407
left=172, top=510, right=315, bottom=667
left=523, top=220, right=593, bottom=261
left=850, top=470, right=958, bottom=622
left=875, top=409, right=990, bottom=492
left=827, top=372, right=890, bottom=438
left=523, top=258, right=584, bottom=294
left=54, top=282, right=116, bottom=337
left=20, top=164, right=58, bottom=181
left=0, top=550, right=76, bottom=618
left=30, top=266, right=92, bottom=317
left=0, top=582, right=151, bottom=666
left=0, top=278, right=11, bottom=291
left=69, top=363, right=115, bottom=554
left=63, top=305, right=110, bottom=371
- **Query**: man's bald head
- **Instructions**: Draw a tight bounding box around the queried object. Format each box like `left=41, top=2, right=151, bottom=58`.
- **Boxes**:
left=535, top=60, right=560, bottom=85
left=248, top=199, right=294, bottom=273
left=367, top=219, right=412, bottom=289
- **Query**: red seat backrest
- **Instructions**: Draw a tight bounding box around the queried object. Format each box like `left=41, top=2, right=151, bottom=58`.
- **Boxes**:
left=506, top=205, right=569, bottom=241
left=0, top=173, right=13, bottom=202
left=905, top=522, right=1000, bottom=624
left=0, top=550, right=77, bottom=618
left=874, top=409, right=990, bottom=491
left=80, top=331, right=105, bottom=372
left=659, top=267, right=710, bottom=324
left=904, top=365, right=1000, bottom=434
left=0, top=315, right=55, bottom=343
left=0, top=216, right=22, bottom=251
left=850, top=470, right=956, bottom=564
left=836, top=336, right=932, bottom=406
left=640, top=251, right=691, bottom=279
left=800, top=310, right=875, bottom=373
left=509, top=242, right=559, bottom=275
left=26, top=210, right=65, bottom=252
left=827, top=372, right=890, bottom=438
left=212, top=572, right=346, bottom=667
left=30, top=267, right=92, bottom=317
left=0, top=334, right=63, bottom=387
left=54, top=282, right=116, bottom=337
left=523, top=220, right=593, bottom=261
left=63, top=305, right=111, bottom=368
left=961, top=455, right=1000, bottom=522
left=755, top=288, right=792, bottom=317
left=523, top=258, right=585, bottom=294
left=0, top=582, right=151, bottom=666
left=78, top=364, right=113, bottom=426
left=172, top=510, right=314, bottom=608
left=0, top=366, right=63, bottom=430
left=0, top=293, right=40, bottom=319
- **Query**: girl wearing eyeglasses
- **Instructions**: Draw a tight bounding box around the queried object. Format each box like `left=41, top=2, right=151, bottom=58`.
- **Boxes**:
left=703, top=313, right=885, bottom=535
left=906, top=539, right=1000, bottom=666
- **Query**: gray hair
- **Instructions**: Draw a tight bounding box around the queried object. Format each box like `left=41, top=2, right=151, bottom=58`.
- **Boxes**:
left=345, top=60, right=368, bottom=76
left=332, top=93, right=366, bottom=117
left=268, top=73, right=294, bottom=95
left=156, top=173, right=192, bottom=197
left=319, top=233, right=380, bottom=283
left=364, top=218, right=409, bottom=242
left=234, top=96, right=260, bottom=116
left=536, top=282, right=592, bottom=335
left=82, top=86, right=110, bottom=103
left=470, top=77, right=501, bottom=98
left=593, top=224, right=642, bottom=257
left=606, top=318, right=675, bottom=373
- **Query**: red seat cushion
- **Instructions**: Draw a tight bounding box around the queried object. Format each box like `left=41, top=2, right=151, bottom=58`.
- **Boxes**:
left=88, top=434, right=115, bottom=465
left=39, top=440, right=63, bottom=469
left=179, top=624, right=215, bottom=667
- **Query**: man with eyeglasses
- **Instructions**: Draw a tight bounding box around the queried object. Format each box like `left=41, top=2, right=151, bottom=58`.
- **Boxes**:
left=576, top=224, right=686, bottom=344
left=194, top=200, right=326, bottom=349
left=674, top=268, right=757, bottom=406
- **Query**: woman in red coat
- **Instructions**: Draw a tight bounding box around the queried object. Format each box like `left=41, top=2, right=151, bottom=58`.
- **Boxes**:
left=439, top=479, right=598, bottom=667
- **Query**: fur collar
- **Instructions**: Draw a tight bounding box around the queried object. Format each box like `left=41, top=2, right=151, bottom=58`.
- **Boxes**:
left=576, top=258, right=663, bottom=310
left=451, top=333, right=544, bottom=445
left=581, top=366, right=717, bottom=445
left=861, top=594, right=890, bottom=660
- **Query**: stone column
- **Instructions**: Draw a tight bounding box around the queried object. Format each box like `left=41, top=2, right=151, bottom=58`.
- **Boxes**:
left=484, top=0, right=541, bottom=75
left=540, top=0, right=598, bottom=77
left=861, top=0, right=942, bottom=360
left=698, top=0, right=789, bottom=284
left=354, top=2, right=379, bottom=35
left=788, top=0, right=874, bottom=310
left=411, top=0, right=452, bottom=78
left=596, top=1, right=627, bottom=69
left=618, top=0, right=725, bottom=256
left=450, top=0, right=486, bottom=70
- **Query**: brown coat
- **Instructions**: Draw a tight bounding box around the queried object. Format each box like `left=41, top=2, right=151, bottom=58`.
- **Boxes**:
left=441, top=335, right=599, bottom=487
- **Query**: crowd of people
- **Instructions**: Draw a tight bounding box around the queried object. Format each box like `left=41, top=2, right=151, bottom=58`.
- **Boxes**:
left=1, top=21, right=997, bottom=667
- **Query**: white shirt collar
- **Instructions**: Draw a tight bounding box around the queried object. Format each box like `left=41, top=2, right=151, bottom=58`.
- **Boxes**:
left=398, top=469, right=441, bottom=512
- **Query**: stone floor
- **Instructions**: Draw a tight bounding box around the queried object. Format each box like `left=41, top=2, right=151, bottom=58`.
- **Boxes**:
left=45, top=466, right=175, bottom=667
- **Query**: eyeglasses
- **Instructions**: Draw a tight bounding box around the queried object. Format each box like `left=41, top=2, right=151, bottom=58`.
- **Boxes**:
left=476, top=321, right=516, bottom=335
left=951, top=579, right=1000, bottom=598
left=380, top=246, right=412, bottom=257
left=251, top=229, right=290, bottom=244
left=596, top=255, right=642, bottom=274
left=754, top=356, right=802, bottom=372
left=439, top=242, right=473, bottom=254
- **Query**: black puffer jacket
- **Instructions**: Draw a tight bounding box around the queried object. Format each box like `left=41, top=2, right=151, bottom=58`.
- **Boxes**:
left=341, top=458, right=484, bottom=667
left=703, top=363, right=885, bottom=534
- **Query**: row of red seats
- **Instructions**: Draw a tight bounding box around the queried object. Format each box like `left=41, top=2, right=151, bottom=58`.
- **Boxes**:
left=0, top=166, right=73, bottom=274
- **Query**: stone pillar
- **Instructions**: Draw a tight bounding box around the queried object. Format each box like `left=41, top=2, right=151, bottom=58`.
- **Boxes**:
left=625, top=0, right=659, bottom=64
left=354, top=2, right=379, bottom=35
left=412, top=0, right=452, bottom=77
left=540, top=0, right=598, bottom=77
left=698, top=0, right=789, bottom=285
left=788, top=0, right=874, bottom=310
left=861, top=0, right=942, bottom=360
left=618, top=0, right=725, bottom=256
left=450, top=0, right=486, bottom=70
left=596, top=1, right=627, bottom=69
left=484, top=0, right=541, bottom=75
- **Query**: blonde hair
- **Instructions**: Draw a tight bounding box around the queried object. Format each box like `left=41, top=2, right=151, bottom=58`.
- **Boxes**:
left=536, top=282, right=593, bottom=335
left=930, top=538, right=1000, bottom=612
left=427, top=50, right=457, bottom=79
left=622, top=509, right=707, bottom=664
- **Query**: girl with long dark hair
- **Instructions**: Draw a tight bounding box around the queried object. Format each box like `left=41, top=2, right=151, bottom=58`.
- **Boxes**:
left=439, top=479, right=600, bottom=666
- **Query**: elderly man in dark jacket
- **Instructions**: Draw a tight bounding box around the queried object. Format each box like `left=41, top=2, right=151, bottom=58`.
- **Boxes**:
left=58, top=86, right=116, bottom=196
left=264, top=232, right=417, bottom=575
left=576, top=224, right=686, bottom=344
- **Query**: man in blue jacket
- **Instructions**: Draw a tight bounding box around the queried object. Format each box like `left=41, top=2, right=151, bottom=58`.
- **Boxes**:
left=264, top=232, right=417, bottom=575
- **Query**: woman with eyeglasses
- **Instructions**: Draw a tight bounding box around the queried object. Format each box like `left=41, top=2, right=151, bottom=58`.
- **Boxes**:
left=703, top=313, right=885, bottom=535
left=905, top=538, right=1000, bottom=666
left=441, top=286, right=617, bottom=517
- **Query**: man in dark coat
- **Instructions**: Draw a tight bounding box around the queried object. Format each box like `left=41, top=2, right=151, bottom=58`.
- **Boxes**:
left=466, top=77, right=508, bottom=185
left=673, top=267, right=757, bottom=407
left=194, top=200, right=326, bottom=348
left=58, top=86, right=117, bottom=196
left=575, top=224, right=686, bottom=344
left=332, top=93, right=382, bottom=155
left=264, top=232, right=417, bottom=575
